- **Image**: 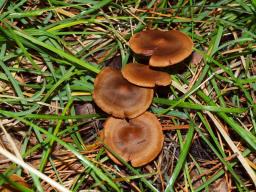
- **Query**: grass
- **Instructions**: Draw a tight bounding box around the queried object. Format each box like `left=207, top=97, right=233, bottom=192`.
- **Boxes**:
left=0, top=0, right=255, bottom=191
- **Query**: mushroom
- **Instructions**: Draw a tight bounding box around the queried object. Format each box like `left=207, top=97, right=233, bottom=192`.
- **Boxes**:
left=93, top=67, right=153, bottom=118
left=129, top=29, right=193, bottom=67
left=103, top=112, right=164, bottom=167
left=121, top=63, right=171, bottom=87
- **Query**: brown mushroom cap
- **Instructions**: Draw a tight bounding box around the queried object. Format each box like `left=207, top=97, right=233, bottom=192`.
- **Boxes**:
left=93, top=67, right=153, bottom=118
left=122, top=63, right=171, bottom=87
left=129, top=30, right=193, bottom=67
left=103, top=112, right=164, bottom=167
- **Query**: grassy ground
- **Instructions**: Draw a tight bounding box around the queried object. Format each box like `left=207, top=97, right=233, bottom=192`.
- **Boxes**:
left=0, top=0, right=255, bottom=191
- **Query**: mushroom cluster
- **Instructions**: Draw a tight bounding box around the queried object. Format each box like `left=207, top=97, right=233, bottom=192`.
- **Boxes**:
left=93, top=29, right=193, bottom=167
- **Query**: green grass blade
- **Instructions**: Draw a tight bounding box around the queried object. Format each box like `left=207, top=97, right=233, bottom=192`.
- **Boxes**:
left=0, top=61, right=27, bottom=105
left=165, top=124, right=195, bottom=192
left=197, top=90, right=256, bottom=150
left=153, top=98, right=247, bottom=113
left=13, top=30, right=100, bottom=73
left=0, top=110, right=120, bottom=191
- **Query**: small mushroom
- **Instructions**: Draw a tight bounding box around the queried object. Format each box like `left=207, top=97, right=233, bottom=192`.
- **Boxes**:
left=93, top=67, right=153, bottom=118
left=129, top=30, right=193, bottom=67
left=103, top=112, right=164, bottom=167
left=122, top=63, right=171, bottom=87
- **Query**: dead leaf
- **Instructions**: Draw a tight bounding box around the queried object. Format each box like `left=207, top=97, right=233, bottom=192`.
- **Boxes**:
left=191, top=52, right=203, bottom=66
left=209, top=178, right=228, bottom=192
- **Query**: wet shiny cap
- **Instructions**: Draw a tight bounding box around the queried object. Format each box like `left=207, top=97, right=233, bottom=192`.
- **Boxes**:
left=122, top=63, right=171, bottom=87
left=129, top=30, right=193, bottom=67
left=93, top=67, right=153, bottom=118
left=103, top=112, right=164, bottom=167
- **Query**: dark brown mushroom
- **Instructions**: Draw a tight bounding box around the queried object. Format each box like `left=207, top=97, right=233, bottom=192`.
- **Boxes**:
left=129, top=30, right=193, bottom=67
left=121, top=63, right=171, bottom=87
left=103, top=112, right=164, bottom=167
left=93, top=67, right=153, bottom=118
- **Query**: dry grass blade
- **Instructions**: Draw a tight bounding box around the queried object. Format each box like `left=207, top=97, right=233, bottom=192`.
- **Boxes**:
left=171, top=80, right=256, bottom=187
left=0, top=121, right=23, bottom=161
left=0, top=1, right=255, bottom=191
left=206, top=112, right=256, bottom=187
left=0, top=146, right=70, bottom=192
left=162, top=124, right=190, bottom=130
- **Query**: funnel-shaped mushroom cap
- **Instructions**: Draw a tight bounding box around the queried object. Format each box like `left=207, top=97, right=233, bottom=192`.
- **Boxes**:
left=129, top=30, right=193, bottom=67
left=122, top=63, right=171, bottom=87
left=93, top=67, right=153, bottom=118
left=104, top=112, right=164, bottom=167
